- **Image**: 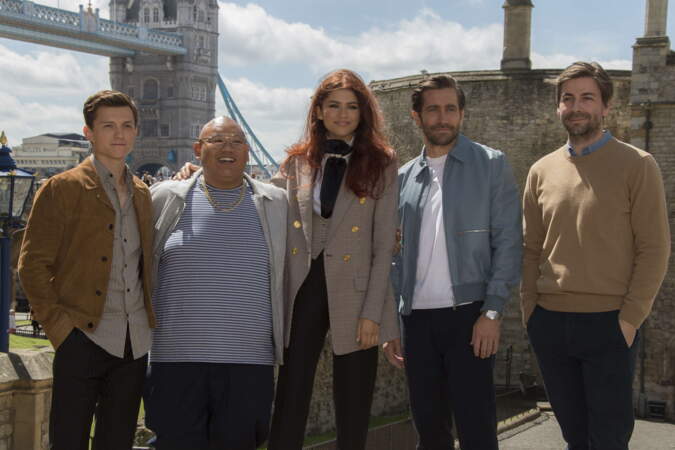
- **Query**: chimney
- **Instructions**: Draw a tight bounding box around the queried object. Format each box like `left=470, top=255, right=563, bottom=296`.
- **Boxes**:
left=644, top=0, right=668, bottom=38
left=500, top=0, right=534, bottom=71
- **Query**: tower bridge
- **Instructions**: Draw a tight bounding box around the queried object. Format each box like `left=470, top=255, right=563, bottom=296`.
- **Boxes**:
left=0, top=0, right=277, bottom=177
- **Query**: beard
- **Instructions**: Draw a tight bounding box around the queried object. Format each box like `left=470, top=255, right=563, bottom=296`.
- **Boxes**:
left=422, top=123, right=459, bottom=147
left=563, top=112, right=603, bottom=138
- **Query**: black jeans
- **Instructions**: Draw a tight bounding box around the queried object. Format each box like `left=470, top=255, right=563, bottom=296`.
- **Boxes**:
left=268, top=255, right=378, bottom=450
left=528, top=306, right=639, bottom=450
left=402, top=303, right=498, bottom=450
left=145, top=362, right=274, bottom=450
left=50, top=328, right=147, bottom=450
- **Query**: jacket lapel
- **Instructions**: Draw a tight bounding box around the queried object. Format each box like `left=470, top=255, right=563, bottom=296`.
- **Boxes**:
left=295, top=160, right=314, bottom=251
left=132, top=180, right=152, bottom=253
left=326, top=173, right=355, bottom=244
left=80, top=157, right=114, bottom=211
left=248, top=176, right=274, bottom=265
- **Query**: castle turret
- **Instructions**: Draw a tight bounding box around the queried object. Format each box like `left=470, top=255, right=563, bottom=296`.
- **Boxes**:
left=500, top=0, right=534, bottom=71
left=644, top=0, right=669, bottom=39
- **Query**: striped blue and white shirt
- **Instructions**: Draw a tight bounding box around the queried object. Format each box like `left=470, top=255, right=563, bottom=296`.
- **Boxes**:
left=151, top=177, right=274, bottom=365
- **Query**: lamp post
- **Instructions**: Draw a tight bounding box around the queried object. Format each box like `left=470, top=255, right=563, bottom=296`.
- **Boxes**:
left=0, top=131, right=35, bottom=352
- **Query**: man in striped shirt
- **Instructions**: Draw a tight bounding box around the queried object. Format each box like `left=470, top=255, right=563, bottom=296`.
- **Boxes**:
left=146, top=117, right=287, bottom=449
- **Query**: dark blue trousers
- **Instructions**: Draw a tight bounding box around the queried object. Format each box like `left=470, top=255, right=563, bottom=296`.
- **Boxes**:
left=402, top=303, right=498, bottom=450
left=527, top=306, right=639, bottom=450
left=145, top=362, right=274, bottom=450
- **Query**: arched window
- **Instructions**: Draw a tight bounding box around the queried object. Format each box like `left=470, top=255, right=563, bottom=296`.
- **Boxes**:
left=153, top=8, right=159, bottom=22
left=198, top=10, right=204, bottom=23
left=143, top=79, right=159, bottom=100
left=193, top=6, right=197, bottom=22
left=143, top=8, right=150, bottom=24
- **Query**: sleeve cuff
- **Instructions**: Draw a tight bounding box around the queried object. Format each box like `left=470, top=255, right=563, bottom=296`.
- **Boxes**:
left=482, top=294, right=507, bottom=313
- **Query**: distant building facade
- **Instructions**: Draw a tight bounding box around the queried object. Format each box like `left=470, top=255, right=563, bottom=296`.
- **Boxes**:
left=13, top=133, right=89, bottom=177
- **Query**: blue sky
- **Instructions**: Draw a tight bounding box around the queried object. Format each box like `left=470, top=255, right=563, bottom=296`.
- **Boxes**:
left=1, top=0, right=673, bottom=158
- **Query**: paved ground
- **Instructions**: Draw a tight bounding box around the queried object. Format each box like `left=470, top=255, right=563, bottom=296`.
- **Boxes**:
left=499, top=412, right=675, bottom=449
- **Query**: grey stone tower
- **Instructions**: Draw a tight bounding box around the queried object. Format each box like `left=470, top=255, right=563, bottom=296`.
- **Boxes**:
left=109, top=0, right=219, bottom=173
left=500, top=0, right=534, bottom=71
left=644, top=0, right=669, bottom=40
left=630, top=0, right=675, bottom=420
left=631, top=0, right=672, bottom=106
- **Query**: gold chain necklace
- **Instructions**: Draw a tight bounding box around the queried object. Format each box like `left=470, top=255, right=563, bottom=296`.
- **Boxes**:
left=200, top=176, right=246, bottom=212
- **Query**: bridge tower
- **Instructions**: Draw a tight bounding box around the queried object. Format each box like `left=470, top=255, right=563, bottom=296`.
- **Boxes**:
left=108, top=0, right=218, bottom=174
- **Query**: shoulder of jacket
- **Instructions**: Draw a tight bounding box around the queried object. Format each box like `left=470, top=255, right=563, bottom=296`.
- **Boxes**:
left=467, top=140, right=506, bottom=162
left=251, top=178, right=287, bottom=201
left=150, top=180, right=183, bottom=203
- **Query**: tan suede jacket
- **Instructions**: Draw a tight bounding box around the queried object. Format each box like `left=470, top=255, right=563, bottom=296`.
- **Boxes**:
left=18, top=158, right=156, bottom=350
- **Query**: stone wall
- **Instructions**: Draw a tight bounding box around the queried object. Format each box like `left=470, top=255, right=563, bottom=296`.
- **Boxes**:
left=0, top=350, right=53, bottom=450
left=630, top=35, right=675, bottom=420
left=371, top=67, right=675, bottom=419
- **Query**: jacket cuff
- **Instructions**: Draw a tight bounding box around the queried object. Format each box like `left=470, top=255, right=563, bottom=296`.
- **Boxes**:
left=481, top=295, right=507, bottom=314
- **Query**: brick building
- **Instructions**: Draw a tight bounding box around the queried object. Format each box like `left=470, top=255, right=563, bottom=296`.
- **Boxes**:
left=372, top=0, right=675, bottom=420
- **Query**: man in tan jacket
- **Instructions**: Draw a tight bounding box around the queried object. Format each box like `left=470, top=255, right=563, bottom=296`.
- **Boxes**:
left=19, top=90, right=155, bottom=450
left=522, top=62, right=670, bottom=449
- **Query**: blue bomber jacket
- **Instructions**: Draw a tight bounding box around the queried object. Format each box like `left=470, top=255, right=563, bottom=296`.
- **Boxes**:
left=393, top=134, right=522, bottom=315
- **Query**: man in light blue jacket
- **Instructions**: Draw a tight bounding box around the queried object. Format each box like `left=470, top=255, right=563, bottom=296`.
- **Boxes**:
left=384, top=75, right=521, bottom=450
left=145, top=117, right=287, bottom=450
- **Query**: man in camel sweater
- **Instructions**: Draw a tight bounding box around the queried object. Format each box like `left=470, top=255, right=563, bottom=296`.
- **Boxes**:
left=521, top=61, right=670, bottom=450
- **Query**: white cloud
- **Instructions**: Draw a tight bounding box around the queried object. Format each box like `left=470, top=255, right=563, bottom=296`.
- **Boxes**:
left=532, top=52, right=631, bottom=70
left=0, top=92, right=82, bottom=147
left=0, top=0, right=635, bottom=157
left=218, top=4, right=504, bottom=79
left=0, top=44, right=109, bottom=97
left=217, top=2, right=632, bottom=79
left=216, top=78, right=313, bottom=159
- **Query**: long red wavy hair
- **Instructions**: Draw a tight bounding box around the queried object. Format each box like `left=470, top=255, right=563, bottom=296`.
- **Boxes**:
left=281, top=69, right=395, bottom=198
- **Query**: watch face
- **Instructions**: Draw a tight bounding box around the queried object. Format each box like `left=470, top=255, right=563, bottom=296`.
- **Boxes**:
left=485, top=310, right=499, bottom=320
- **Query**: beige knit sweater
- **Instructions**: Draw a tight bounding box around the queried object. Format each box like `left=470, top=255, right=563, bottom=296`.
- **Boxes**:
left=521, top=137, right=670, bottom=328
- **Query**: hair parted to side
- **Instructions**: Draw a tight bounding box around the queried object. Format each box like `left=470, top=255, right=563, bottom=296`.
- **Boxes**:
left=281, top=68, right=395, bottom=198
left=411, top=75, right=466, bottom=113
left=556, top=61, right=613, bottom=106
left=83, top=90, right=138, bottom=129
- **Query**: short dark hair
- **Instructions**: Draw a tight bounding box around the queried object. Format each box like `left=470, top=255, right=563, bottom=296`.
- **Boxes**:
left=556, top=61, right=613, bottom=107
left=83, top=90, right=138, bottom=129
left=412, top=75, right=466, bottom=113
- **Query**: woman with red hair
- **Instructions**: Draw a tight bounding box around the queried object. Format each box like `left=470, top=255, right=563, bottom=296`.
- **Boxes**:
left=268, top=69, right=400, bottom=450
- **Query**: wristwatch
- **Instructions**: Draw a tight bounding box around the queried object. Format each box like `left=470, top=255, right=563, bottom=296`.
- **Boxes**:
left=483, top=310, right=501, bottom=320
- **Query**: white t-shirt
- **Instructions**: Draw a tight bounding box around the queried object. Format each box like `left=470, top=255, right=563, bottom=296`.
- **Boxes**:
left=412, top=154, right=456, bottom=309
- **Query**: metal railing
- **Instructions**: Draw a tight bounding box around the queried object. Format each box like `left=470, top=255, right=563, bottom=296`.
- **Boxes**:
left=0, top=0, right=185, bottom=54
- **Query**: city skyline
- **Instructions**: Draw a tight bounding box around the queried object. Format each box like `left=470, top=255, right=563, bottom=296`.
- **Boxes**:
left=1, top=0, right=672, bottom=160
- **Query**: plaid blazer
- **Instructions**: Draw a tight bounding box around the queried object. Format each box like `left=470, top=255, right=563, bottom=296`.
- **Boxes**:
left=272, top=155, right=400, bottom=355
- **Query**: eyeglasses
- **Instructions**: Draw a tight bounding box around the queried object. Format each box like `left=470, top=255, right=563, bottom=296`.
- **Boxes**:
left=199, top=135, right=247, bottom=150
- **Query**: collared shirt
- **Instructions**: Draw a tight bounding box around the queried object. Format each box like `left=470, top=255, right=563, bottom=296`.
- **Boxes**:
left=567, top=130, right=612, bottom=157
left=84, top=155, right=151, bottom=359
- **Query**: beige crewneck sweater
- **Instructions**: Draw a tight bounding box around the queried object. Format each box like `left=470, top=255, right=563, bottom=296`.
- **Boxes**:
left=521, top=137, right=670, bottom=328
